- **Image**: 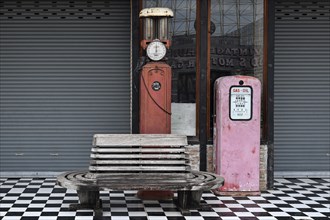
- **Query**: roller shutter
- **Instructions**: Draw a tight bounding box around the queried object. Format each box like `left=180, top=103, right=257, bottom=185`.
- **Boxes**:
left=274, top=0, right=330, bottom=176
left=0, top=0, right=131, bottom=172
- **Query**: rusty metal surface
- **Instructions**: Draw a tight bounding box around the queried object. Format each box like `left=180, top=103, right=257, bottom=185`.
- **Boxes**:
left=139, top=63, right=172, bottom=134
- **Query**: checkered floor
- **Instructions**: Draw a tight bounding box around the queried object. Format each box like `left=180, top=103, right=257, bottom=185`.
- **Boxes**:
left=0, top=178, right=329, bottom=220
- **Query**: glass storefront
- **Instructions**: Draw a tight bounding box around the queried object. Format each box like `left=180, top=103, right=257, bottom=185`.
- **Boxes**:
left=210, top=0, right=264, bottom=136
left=142, top=0, right=264, bottom=138
left=143, top=0, right=197, bottom=136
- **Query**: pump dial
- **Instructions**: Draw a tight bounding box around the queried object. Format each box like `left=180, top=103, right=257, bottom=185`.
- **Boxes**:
left=146, top=39, right=166, bottom=61
left=152, top=81, right=161, bottom=91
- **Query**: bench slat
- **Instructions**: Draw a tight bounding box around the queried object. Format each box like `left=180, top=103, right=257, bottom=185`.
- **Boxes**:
left=97, top=173, right=219, bottom=184
left=95, top=171, right=223, bottom=191
left=58, top=170, right=224, bottom=192
left=98, top=178, right=200, bottom=184
left=90, top=159, right=188, bottom=165
left=90, top=153, right=188, bottom=159
left=93, top=134, right=187, bottom=146
left=87, top=172, right=192, bottom=178
left=89, top=166, right=189, bottom=172
left=91, top=148, right=185, bottom=153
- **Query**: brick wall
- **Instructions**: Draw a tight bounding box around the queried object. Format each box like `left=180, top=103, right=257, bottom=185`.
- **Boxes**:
left=259, top=145, right=268, bottom=191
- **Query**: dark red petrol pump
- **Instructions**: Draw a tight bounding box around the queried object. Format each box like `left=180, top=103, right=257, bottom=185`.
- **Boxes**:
left=138, top=8, right=174, bottom=200
left=139, top=7, right=173, bottom=134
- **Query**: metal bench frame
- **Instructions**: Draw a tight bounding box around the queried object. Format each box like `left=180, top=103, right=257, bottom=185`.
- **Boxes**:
left=57, top=134, right=224, bottom=218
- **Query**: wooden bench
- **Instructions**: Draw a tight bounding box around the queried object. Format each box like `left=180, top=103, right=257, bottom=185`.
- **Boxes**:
left=57, top=134, right=224, bottom=218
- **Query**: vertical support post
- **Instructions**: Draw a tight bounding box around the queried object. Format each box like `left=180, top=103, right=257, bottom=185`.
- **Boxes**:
left=131, top=0, right=141, bottom=134
left=69, top=190, right=102, bottom=219
left=264, top=0, right=275, bottom=189
left=76, top=190, right=102, bottom=219
left=76, top=190, right=101, bottom=209
left=198, top=0, right=209, bottom=172
left=176, top=190, right=204, bottom=214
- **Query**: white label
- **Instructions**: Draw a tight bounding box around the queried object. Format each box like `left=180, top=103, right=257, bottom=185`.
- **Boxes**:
left=171, top=103, right=196, bottom=136
left=230, top=86, right=252, bottom=120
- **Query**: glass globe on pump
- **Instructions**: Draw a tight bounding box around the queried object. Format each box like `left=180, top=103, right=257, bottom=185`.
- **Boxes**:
left=139, top=7, right=173, bottom=61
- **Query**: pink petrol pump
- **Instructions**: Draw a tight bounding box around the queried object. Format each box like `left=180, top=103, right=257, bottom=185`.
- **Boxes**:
left=214, top=75, right=261, bottom=195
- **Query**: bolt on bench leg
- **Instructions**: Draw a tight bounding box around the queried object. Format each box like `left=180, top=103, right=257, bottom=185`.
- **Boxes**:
left=69, top=190, right=103, bottom=219
left=176, top=190, right=212, bottom=215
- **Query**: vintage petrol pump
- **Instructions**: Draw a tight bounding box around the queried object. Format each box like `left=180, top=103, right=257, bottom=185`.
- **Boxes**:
left=138, top=8, right=174, bottom=200
left=139, top=7, right=173, bottom=134
left=214, top=75, right=261, bottom=195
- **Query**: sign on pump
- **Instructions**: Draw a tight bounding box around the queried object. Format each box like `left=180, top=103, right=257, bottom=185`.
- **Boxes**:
left=230, top=86, right=252, bottom=120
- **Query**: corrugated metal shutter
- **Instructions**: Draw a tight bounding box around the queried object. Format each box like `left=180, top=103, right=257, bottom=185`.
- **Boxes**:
left=0, top=0, right=131, bottom=172
left=274, top=0, right=330, bottom=176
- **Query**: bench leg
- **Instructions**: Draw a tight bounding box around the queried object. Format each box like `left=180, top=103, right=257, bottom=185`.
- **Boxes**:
left=176, top=190, right=211, bottom=215
left=69, top=190, right=103, bottom=219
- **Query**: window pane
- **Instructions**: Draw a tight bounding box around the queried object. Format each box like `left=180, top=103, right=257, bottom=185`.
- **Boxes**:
left=210, top=0, right=264, bottom=136
left=143, top=0, right=197, bottom=136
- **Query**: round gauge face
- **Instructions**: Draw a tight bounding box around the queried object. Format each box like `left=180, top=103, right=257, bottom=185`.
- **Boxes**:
left=146, top=40, right=167, bottom=61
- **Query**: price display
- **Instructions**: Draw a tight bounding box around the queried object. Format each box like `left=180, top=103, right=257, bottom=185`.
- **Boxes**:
left=230, top=86, right=252, bottom=120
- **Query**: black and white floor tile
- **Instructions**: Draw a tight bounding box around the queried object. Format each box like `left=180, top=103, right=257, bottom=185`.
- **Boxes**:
left=0, top=178, right=329, bottom=220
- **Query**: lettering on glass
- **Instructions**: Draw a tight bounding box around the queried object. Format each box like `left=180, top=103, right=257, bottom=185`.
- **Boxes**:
left=230, top=86, right=252, bottom=120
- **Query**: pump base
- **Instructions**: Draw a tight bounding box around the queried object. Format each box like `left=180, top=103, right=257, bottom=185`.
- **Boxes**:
left=136, top=190, right=174, bottom=200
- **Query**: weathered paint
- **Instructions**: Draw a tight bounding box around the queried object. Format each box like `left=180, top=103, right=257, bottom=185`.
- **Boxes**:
left=214, top=75, right=261, bottom=194
left=140, top=62, right=171, bottom=134
left=171, top=103, right=196, bottom=136
left=139, top=62, right=172, bottom=199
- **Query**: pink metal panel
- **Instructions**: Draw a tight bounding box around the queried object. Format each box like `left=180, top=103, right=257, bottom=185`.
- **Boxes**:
left=214, top=75, right=261, bottom=194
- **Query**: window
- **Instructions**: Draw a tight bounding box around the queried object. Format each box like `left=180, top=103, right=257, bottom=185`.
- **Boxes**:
left=143, top=0, right=197, bottom=136
left=209, top=0, right=264, bottom=138
left=140, top=0, right=265, bottom=141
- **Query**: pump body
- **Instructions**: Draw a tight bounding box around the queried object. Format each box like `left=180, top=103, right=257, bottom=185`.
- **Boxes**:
left=140, top=62, right=171, bottom=134
left=214, top=75, right=261, bottom=195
